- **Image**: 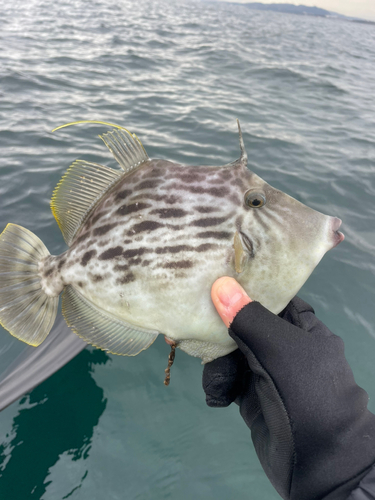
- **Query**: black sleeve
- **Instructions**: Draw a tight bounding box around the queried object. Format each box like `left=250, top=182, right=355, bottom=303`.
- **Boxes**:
left=203, top=297, right=375, bottom=500
left=346, top=465, right=375, bottom=499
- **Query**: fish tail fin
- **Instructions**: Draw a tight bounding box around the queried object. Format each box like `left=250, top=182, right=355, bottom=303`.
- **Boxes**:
left=0, top=224, right=59, bottom=347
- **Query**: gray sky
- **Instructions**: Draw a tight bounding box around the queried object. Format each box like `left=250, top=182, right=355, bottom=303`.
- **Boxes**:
left=220, top=0, right=375, bottom=21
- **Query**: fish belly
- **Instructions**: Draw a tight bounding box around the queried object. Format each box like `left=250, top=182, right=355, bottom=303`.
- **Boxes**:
left=65, top=250, right=235, bottom=354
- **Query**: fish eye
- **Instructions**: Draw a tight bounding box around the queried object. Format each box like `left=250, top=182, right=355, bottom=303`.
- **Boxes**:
left=244, top=191, right=266, bottom=208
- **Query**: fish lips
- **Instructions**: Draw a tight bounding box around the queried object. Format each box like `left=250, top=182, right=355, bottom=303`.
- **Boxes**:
left=331, top=217, right=345, bottom=248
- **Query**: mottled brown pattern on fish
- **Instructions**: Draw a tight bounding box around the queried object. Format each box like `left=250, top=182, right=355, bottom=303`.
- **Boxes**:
left=130, top=193, right=181, bottom=205
left=123, top=248, right=148, bottom=258
left=168, top=183, right=228, bottom=198
left=148, top=168, right=166, bottom=178
left=99, top=247, right=123, bottom=260
left=150, top=208, right=188, bottom=218
left=115, top=190, right=132, bottom=201
left=57, top=258, right=66, bottom=270
left=155, top=245, right=190, bottom=254
left=196, top=243, right=217, bottom=252
left=235, top=215, right=244, bottom=231
left=116, top=272, right=136, bottom=285
left=218, top=170, right=232, bottom=181
left=196, top=231, right=232, bottom=240
left=128, top=257, right=143, bottom=266
left=128, top=220, right=164, bottom=235
left=208, top=177, right=227, bottom=185
left=116, top=203, right=151, bottom=216
left=195, top=206, right=218, bottom=214
left=81, top=250, right=96, bottom=267
left=233, top=177, right=246, bottom=189
left=175, top=172, right=207, bottom=183
left=89, top=210, right=111, bottom=226
left=93, top=223, right=118, bottom=237
left=74, top=231, right=92, bottom=245
left=114, top=264, right=130, bottom=272
left=191, top=217, right=229, bottom=227
left=52, top=159, right=255, bottom=304
left=97, top=239, right=110, bottom=247
left=162, top=260, right=194, bottom=269
left=44, top=268, right=54, bottom=278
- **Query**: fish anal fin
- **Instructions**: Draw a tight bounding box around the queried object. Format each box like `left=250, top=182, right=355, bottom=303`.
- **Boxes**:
left=62, top=286, right=158, bottom=356
left=51, top=160, right=122, bottom=246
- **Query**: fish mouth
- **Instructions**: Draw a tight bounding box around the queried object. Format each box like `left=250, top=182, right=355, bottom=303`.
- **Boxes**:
left=331, top=217, right=345, bottom=248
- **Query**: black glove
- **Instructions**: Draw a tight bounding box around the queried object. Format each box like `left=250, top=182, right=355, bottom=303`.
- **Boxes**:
left=203, top=297, right=375, bottom=500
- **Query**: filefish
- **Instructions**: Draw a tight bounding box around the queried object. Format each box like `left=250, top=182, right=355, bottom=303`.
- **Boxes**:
left=0, top=121, right=344, bottom=365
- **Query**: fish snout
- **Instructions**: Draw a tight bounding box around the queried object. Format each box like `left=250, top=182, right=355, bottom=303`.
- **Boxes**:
left=330, top=217, right=345, bottom=248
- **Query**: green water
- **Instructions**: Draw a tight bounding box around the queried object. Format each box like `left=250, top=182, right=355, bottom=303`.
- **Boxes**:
left=0, top=0, right=374, bottom=498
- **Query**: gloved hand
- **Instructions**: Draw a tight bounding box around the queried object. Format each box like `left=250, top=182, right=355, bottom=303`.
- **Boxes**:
left=203, top=277, right=375, bottom=500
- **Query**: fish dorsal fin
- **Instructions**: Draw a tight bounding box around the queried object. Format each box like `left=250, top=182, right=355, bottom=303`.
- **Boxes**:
left=236, top=119, right=248, bottom=167
left=222, top=119, right=248, bottom=168
left=99, top=128, right=149, bottom=173
left=62, top=285, right=159, bottom=356
left=51, top=160, right=122, bottom=246
left=51, top=124, right=149, bottom=246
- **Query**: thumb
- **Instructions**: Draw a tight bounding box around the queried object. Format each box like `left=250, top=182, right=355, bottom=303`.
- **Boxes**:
left=211, top=277, right=252, bottom=328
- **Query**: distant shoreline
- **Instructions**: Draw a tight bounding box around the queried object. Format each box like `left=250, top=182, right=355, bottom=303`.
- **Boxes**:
left=205, top=2, right=375, bottom=25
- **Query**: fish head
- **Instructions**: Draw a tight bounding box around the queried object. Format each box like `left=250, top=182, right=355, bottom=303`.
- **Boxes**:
left=232, top=165, right=344, bottom=314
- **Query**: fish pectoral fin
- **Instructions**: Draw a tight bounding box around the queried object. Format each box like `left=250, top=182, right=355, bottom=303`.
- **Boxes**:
left=62, top=286, right=158, bottom=356
left=234, top=231, right=248, bottom=273
left=99, top=128, right=149, bottom=173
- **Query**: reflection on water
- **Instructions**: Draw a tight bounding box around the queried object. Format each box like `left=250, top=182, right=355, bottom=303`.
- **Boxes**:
left=0, top=349, right=108, bottom=498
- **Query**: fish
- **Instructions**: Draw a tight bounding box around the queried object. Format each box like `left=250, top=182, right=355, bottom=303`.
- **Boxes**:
left=0, top=120, right=344, bottom=366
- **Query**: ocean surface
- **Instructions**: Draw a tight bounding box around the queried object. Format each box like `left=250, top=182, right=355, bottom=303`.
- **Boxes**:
left=0, top=0, right=374, bottom=498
